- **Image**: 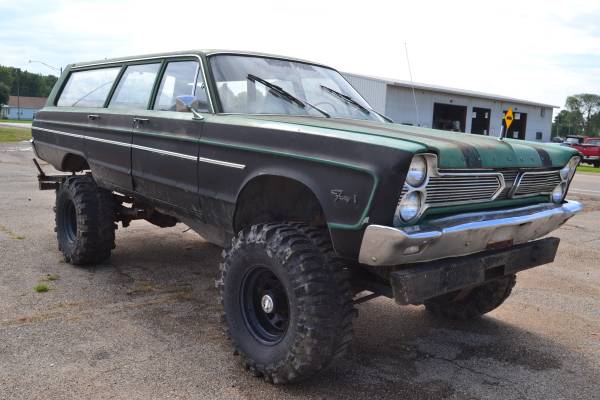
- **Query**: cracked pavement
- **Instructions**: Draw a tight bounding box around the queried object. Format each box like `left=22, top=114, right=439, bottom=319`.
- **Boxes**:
left=1, top=142, right=599, bottom=399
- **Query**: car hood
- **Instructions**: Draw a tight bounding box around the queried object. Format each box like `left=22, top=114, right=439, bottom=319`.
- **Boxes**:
left=243, top=115, right=577, bottom=169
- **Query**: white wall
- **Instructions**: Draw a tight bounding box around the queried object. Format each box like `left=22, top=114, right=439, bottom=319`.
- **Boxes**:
left=343, top=73, right=553, bottom=142
left=384, top=86, right=553, bottom=142
left=343, top=74, right=388, bottom=115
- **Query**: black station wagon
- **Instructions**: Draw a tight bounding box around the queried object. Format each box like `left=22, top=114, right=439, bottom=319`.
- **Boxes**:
left=31, top=50, right=582, bottom=383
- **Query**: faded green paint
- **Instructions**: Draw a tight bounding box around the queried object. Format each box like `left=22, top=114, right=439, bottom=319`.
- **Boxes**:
left=234, top=115, right=578, bottom=169
left=203, top=114, right=427, bottom=154
left=199, top=136, right=379, bottom=230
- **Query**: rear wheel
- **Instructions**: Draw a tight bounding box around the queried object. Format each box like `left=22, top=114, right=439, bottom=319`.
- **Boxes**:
left=217, top=223, right=353, bottom=383
left=424, top=275, right=516, bottom=320
left=55, top=176, right=116, bottom=265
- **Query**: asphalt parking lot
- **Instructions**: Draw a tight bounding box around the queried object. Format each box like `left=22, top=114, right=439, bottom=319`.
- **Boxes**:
left=1, top=141, right=599, bottom=400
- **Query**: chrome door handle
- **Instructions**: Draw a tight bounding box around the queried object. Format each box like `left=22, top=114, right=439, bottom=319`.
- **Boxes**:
left=133, top=117, right=149, bottom=123
left=87, top=114, right=100, bottom=120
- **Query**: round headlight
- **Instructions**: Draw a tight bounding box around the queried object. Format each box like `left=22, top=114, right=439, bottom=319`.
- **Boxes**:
left=399, top=191, right=423, bottom=221
left=406, top=155, right=427, bottom=187
left=551, top=182, right=566, bottom=203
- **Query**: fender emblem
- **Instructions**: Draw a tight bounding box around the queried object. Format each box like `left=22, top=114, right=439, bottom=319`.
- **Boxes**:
left=330, top=189, right=358, bottom=204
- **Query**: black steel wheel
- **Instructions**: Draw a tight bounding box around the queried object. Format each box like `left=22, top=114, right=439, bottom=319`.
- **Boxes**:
left=217, top=223, right=354, bottom=384
left=55, top=176, right=116, bottom=265
left=241, top=266, right=290, bottom=345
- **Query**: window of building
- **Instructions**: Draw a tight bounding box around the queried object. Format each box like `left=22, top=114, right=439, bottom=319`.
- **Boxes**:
left=56, top=67, right=121, bottom=107
left=536, top=131, right=543, bottom=140
left=109, top=63, right=161, bottom=110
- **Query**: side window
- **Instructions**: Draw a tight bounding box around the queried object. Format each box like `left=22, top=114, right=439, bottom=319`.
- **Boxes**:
left=194, top=68, right=209, bottom=110
left=108, top=63, right=161, bottom=110
left=56, top=67, right=120, bottom=107
left=154, top=60, right=209, bottom=111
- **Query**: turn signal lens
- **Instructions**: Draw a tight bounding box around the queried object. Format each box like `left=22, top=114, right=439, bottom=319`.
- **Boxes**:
left=406, top=155, right=427, bottom=187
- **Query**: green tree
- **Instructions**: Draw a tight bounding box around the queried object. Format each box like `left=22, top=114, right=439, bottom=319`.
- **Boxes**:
left=589, top=112, right=600, bottom=135
left=0, top=65, right=58, bottom=98
left=552, top=109, right=585, bottom=138
left=565, top=94, right=600, bottom=135
left=0, top=82, right=9, bottom=106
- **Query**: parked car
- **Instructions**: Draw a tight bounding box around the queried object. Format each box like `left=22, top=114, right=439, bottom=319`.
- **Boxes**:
left=572, top=137, right=600, bottom=167
left=563, top=135, right=586, bottom=146
left=31, top=50, right=582, bottom=384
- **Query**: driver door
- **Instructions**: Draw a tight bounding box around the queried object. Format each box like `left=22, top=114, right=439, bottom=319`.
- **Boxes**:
left=131, top=59, right=209, bottom=209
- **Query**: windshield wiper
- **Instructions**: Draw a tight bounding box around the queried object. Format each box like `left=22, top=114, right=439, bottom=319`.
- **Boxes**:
left=247, top=74, right=330, bottom=118
left=320, top=85, right=394, bottom=122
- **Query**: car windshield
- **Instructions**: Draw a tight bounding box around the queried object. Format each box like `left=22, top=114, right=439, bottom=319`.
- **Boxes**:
left=209, top=54, right=386, bottom=122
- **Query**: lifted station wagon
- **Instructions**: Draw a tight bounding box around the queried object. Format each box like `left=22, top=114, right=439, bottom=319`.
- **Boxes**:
left=32, top=50, right=582, bottom=383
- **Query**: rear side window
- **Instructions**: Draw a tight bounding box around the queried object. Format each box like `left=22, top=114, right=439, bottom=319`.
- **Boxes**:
left=154, top=61, right=201, bottom=111
left=109, top=63, right=161, bottom=110
left=56, top=67, right=120, bottom=107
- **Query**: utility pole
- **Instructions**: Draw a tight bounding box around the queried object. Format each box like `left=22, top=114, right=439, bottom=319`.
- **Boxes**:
left=16, top=69, right=20, bottom=121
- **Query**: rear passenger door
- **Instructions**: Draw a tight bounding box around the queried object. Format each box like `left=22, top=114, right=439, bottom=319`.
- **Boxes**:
left=130, top=59, right=208, bottom=211
left=50, top=67, right=133, bottom=191
left=103, top=62, right=162, bottom=191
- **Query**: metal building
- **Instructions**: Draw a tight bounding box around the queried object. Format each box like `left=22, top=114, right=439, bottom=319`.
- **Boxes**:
left=343, top=73, right=556, bottom=142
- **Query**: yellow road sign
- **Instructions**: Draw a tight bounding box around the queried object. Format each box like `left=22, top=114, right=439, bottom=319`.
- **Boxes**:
left=505, top=108, right=514, bottom=130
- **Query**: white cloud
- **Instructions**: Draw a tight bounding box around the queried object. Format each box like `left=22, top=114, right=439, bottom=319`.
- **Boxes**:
left=1, top=0, right=598, bottom=111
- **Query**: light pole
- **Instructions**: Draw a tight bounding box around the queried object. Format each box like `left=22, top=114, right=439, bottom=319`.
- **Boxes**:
left=16, top=69, right=20, bottom=121
left=28, top=60, right=62, bottom=75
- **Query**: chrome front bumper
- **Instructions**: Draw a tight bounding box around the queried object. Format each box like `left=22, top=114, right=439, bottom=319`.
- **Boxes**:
left=359, top=200, right=583, bottom=266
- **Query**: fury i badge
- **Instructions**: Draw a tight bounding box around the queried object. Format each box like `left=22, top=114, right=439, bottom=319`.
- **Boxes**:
left=330, top=189, right=358, bottom=204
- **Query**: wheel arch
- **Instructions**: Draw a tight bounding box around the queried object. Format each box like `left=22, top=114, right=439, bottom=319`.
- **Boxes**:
left=60, top=152, right=89, bottom=172
left=232, top=172, right=326, bottom=233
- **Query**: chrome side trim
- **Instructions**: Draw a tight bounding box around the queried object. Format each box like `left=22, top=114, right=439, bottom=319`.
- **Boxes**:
left=199, top=157, right=245, bottom=169
left=130, top=144, right=197, bottom=161
left=33, top=126, right=84, bottom=139
left=33, top=127, right=245, bottom=168
left=362, top=200, right=583, bottom=266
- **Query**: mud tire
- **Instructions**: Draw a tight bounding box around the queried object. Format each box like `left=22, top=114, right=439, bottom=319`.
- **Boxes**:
left=55, top=176, right=115, bottom=265
left=217, top=223, right=354, bottom=383
left=424, top=275, right=517, bottom=320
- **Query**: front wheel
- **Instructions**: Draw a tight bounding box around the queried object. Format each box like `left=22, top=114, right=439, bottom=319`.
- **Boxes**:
left=424, top=275, right=516, bottom=320
left=217, top=223, right=353, bottom=383
left=55, top=176, right=116, bottom=265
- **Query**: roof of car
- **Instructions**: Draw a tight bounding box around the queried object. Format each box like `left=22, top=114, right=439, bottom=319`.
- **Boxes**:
left=69, top=49, right=331, bottom=70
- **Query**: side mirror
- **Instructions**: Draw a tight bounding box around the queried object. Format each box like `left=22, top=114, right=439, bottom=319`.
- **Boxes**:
left=175, top=95, right=205, bottom=120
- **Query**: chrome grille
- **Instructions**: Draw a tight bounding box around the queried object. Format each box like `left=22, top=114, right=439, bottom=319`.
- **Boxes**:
left=496, top=170, right=519, bottom=199
left=513, top=171, right=561, bottom=197
left=402, top=174, right=503, bottom=205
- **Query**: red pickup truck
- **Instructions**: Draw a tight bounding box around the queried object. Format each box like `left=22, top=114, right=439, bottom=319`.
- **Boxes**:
left=572, top=137, right=600, bottom=167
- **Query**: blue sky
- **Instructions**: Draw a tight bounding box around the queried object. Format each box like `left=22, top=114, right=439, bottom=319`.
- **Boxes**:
left=0, top=0, right=598, bottom=112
